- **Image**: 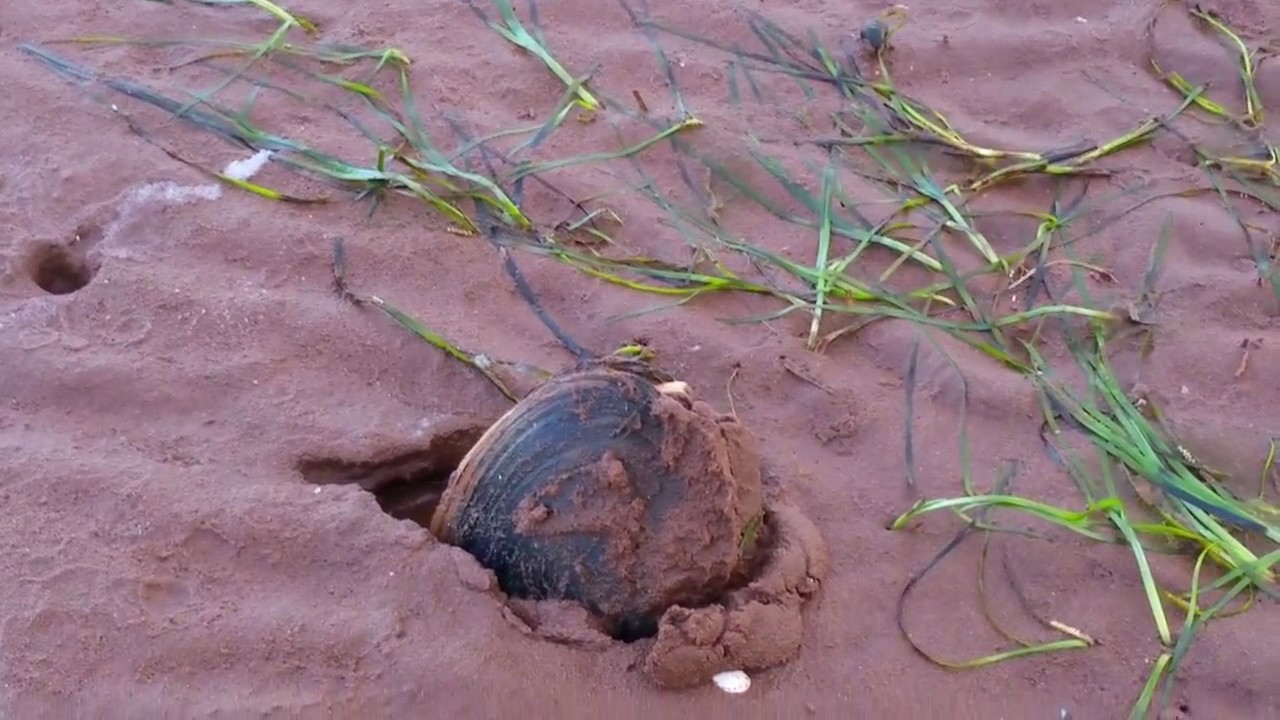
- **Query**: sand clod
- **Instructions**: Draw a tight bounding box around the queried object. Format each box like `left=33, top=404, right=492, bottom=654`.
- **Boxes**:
left=642, top=502, right=829, bottom=689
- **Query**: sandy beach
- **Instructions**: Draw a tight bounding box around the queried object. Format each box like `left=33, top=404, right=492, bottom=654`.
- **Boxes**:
left=1, top=0, right=1278, bottom=717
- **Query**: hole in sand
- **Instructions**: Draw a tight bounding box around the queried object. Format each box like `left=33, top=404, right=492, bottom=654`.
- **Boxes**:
left=27, top=242, right=98, bottom=295
left=296, top=422, right=488, bottom=528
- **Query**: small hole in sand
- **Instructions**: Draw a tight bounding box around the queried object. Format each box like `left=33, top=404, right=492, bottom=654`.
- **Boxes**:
left=296, top=423, right=488, bottom=529
left=28, top=242, right=97, bottom=295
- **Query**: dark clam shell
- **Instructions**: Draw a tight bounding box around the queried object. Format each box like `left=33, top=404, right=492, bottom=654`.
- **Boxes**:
left=430, top=360, right=764, bottom=639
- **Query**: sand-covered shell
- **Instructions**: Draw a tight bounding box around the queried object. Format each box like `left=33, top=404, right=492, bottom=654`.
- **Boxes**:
left=430, top=359, right=765, bottom=639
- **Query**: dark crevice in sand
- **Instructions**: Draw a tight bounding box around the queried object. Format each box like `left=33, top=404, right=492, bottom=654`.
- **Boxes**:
left=295, top=422, right=489, bottom=528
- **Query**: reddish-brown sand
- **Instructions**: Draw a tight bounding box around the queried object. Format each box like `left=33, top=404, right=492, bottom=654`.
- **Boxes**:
left=2, top=0, right=1279, bottom=717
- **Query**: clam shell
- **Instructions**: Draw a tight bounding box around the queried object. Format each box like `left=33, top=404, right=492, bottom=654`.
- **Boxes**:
left=430, top=360, right=764, bottom=639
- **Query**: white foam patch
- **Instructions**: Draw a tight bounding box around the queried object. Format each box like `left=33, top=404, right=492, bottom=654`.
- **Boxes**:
left=126, top=181, right=223, bottom=206
left=70, top=149, right=274, bottom=259
left=96, top=181, right=223, bottom=258
left=222, top=149, right=273, bottom=181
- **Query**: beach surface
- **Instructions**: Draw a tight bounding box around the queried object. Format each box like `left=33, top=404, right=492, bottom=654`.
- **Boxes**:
left=1, top=0, right=1278, bottom=717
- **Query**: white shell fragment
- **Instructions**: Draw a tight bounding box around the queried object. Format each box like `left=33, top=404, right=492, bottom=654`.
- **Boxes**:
left=655, top=380, right=691, bottom=398
left=712, top=670, right=751, bottom=694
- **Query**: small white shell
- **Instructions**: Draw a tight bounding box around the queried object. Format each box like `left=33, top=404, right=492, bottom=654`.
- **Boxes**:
left=655, top=380, right=692, bottom=400
left=712, top=670, right=751, bottom=694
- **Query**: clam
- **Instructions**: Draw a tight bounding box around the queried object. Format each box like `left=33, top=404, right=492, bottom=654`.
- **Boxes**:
left=430, top=358, right=765, bottom=640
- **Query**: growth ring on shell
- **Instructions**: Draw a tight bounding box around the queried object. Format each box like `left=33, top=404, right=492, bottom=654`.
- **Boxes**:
left=429, top=359, right=765, bottom=640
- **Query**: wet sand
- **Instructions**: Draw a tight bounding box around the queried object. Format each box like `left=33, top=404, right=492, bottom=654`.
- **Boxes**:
left=1, top=0, right=1278, bottom=717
